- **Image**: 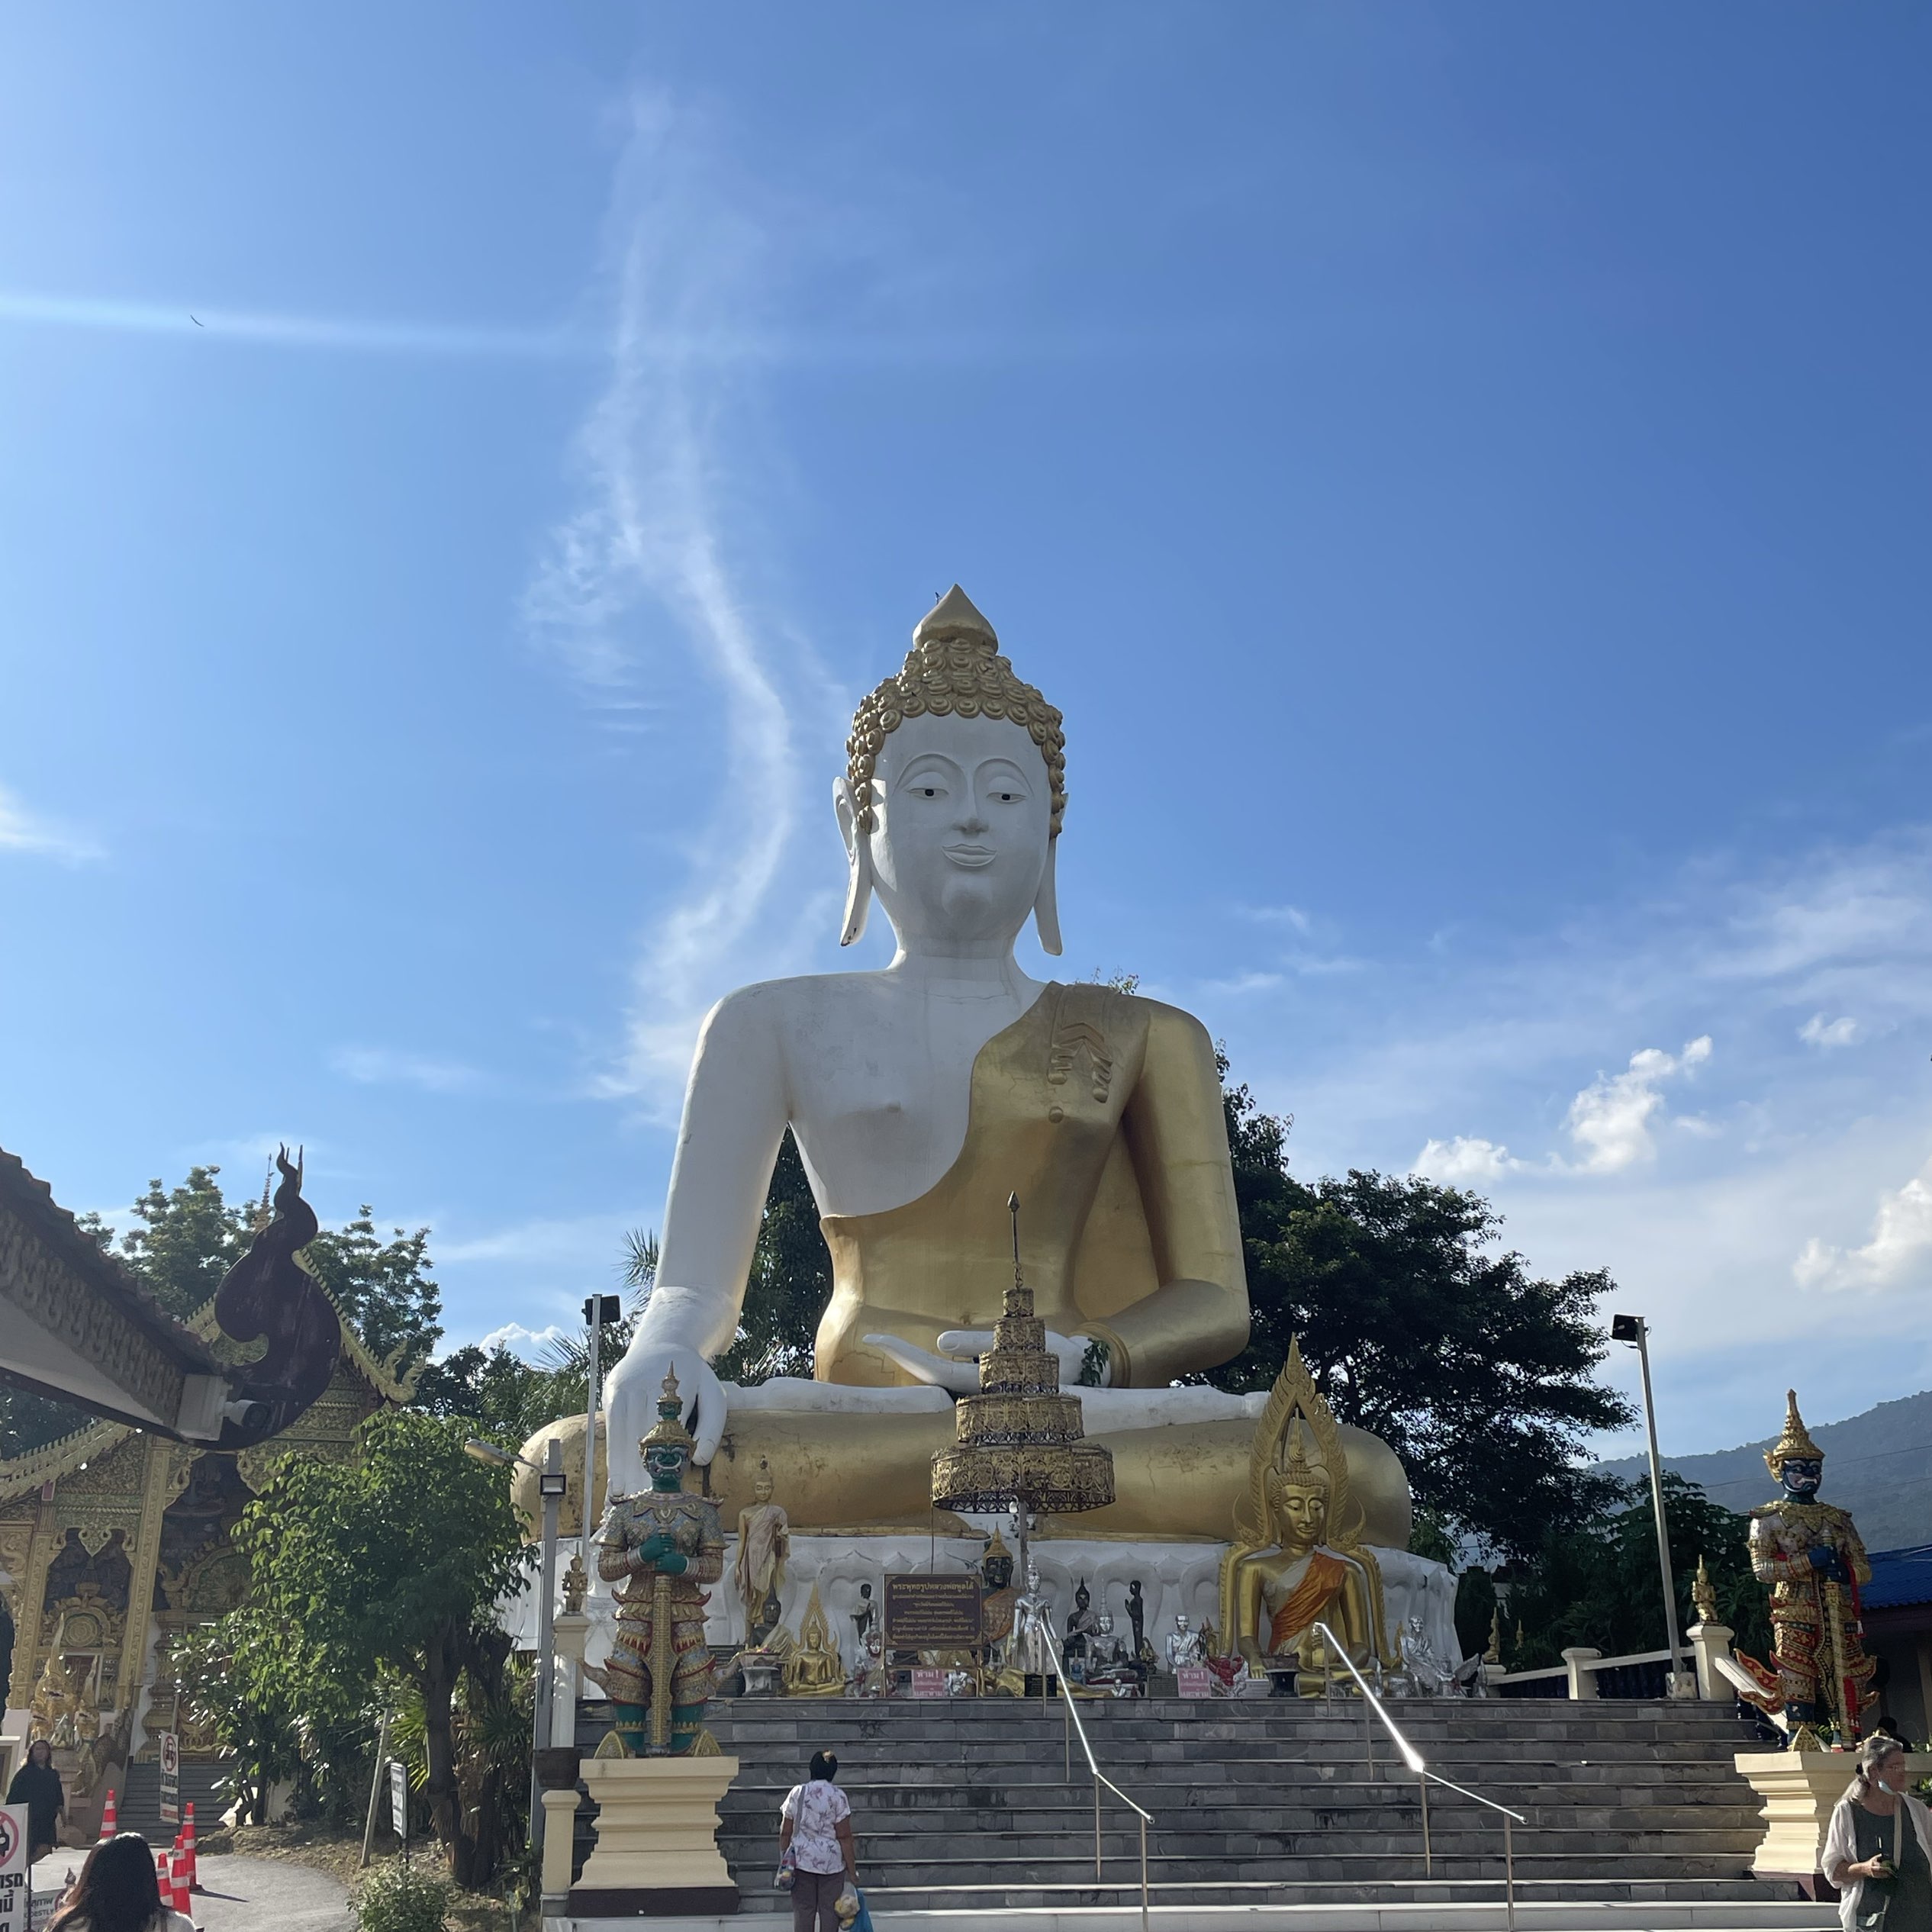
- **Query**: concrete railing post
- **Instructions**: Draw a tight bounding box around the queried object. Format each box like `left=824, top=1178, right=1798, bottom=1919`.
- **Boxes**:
left=1688, top=1621, right=1736, bottom=1702
left=1561, top=1647, right=1603, bottom=1699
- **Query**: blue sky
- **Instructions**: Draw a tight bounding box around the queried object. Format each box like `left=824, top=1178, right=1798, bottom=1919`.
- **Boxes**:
left=3, top=6, right=1928, bottom=1463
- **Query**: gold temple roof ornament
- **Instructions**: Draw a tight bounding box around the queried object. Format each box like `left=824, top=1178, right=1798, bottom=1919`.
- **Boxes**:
left=846, top=585, right=1067, bottom=838
left=1763, top=1389, right=1824, bottom=1475
left=930, top=1194, right=1114, bottom=1517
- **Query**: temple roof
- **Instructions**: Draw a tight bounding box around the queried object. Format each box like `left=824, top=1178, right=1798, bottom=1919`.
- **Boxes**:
left=1866, top=1543, right=1932, bottom=1611
left=0, top=1144, right=227, bottom=1381
left=0, top=1275, right=416, bottom=1502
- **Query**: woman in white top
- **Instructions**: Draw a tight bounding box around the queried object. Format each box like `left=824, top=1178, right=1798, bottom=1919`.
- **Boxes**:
left=46, top=1834, right=195, bottom=1932
left=1822, top=1734, right=1932, bottom=1932
left=780, top=1749, right=858, bottom=1932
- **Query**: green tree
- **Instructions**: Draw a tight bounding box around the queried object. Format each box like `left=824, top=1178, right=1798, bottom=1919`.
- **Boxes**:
left=1209, top=1074, right=1634, bottom=1560
left=715, top=1132, right=828, bottom=1385
left=411, top=1345, right=566, bottom=1444
left=229, top=1409, right=533, bottom=1885
left=118, top=1167, right=253, bottom=1319
left=0, top=1385, right=92, bottom=1460
left=302, top=1211, right=443, bottom=1376
left=1502, top=1472, right=1772, bottom=1670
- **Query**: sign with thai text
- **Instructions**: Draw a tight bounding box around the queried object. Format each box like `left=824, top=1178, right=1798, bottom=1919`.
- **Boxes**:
left=389, top=1759, right=409, bottom=1841
left=1176, top=1665, right=1215, bottom=1699
left=159, top=1731, right=181, bottom=1826
left=0, top=1803, right=28, bottom=1932
left=909, top=1668, right=948, bottom=1698
left=882, top=1574, right=982, bottom=1648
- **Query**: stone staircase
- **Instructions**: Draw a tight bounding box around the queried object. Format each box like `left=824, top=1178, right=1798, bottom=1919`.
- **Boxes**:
left=565, top=1694, right=1799, bottom=1918
left=114, top=1755, right=230, bottom=1842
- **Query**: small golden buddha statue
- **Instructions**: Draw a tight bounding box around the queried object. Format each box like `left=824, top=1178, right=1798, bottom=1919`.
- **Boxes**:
left=782, top=1583, right=848, bottom=1699
left=1222, top=1340, right=1389, bottom=1688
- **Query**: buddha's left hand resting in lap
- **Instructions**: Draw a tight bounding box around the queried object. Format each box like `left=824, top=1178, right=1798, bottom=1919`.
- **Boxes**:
left=603, top=588, right=1348, bottom=1538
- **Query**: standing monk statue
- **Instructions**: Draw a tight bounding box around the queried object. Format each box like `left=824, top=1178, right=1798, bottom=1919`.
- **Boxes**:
left=597, top=587, right=1412, bottom=1544
left=1750, top=1389, right=1875, bottom=1742
left=596, top=1369, right=726, bottom=1756
left=733, top=1461, right=791, bottom=1644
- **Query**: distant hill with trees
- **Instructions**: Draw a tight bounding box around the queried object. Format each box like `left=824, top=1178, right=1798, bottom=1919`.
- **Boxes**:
left=1596, top=1388, right=1932, bottom=1552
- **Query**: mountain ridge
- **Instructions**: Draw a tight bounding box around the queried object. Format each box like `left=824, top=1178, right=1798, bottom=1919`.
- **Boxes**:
left=1596, top=1387, right=1932, bottom=1552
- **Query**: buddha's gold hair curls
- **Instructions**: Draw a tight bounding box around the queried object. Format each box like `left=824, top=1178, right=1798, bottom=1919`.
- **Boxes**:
left=846, top=585, right=1065, bottom=837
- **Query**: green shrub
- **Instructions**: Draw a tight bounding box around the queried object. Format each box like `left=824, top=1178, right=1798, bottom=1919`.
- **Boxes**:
left=355, top=1860, right=451, bottom=1932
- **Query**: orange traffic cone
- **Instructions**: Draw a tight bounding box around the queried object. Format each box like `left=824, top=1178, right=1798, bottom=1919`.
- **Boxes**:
left=181, top=1802, right=199, bottom=1889
left=169, top=1848, right=192, bottom=1914
left=98, top=1788, right=118, bottom=1842
left=155, top=1850, right=169, bottom=1898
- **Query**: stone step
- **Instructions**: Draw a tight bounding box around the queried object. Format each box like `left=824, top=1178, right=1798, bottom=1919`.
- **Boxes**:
left=702, top=1711, right=1753, bottom=1742
left=749, top=1847, right=1769, bottom=1878
left=562, top=1692, right=1779, bottom=1917
left=549, top=1895, right=1840, bottom=1930
left=726, top=1823, right=1760, bottom=1855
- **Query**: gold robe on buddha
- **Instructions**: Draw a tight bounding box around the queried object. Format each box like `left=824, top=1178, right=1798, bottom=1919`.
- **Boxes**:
left=815, top=981, right=1248, bottom=1389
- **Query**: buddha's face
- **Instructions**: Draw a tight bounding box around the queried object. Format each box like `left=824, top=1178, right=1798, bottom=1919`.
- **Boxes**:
left=1271, top=1482, right=1328, bottom=1552
left=753, top=1473, right=773, bottom=1504
left=864, top=713, right=1051, bottom=948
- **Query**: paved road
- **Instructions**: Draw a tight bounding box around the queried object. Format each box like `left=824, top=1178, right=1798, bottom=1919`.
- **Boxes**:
left=186, top=1853, right=353, bottom=1930
left=30, top=1850, right=353, bottom=1930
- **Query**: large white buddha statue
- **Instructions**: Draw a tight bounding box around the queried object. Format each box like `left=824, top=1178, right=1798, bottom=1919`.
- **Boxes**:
left=591, top=588, right=1409, bottom=1545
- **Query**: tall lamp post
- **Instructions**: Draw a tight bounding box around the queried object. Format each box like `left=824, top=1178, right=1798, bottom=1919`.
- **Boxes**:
left=581, top=1293, right=621, bottom=1567
left=467, top=1435, right=568, bottom=1864
left=1610, top=1312, right=1688, bottom=1695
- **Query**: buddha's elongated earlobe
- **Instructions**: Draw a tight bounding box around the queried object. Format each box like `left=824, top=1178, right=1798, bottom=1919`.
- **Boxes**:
left=1032, top=837, right=1064, bottom=956
left=834, top=776, right=873, bottom=947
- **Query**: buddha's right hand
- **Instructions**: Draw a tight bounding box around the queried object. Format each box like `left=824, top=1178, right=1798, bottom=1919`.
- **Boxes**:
left=604, top=1332, right=727, bottom=1477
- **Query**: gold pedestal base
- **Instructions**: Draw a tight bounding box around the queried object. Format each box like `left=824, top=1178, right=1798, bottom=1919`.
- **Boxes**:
left=1734, top=1749, right=1853, bottom=1895
left=573, top=1753, right=741, bottom=1916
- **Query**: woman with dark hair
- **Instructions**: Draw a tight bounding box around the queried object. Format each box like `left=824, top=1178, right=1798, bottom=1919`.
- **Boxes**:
left=1823, top=1734, right=1932, bottom=1932
left=779, top=1748, right=858, bottom=1932
left=5, top=1738, right=65, bottom=1860
left=46, top=1833, right=194, bottom=1932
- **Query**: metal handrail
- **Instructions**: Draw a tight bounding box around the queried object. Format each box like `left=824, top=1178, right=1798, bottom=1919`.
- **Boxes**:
left=1311, top=1621, right=1527, bottom=1930
left=1035, top=1621, right=1151, bottom=1932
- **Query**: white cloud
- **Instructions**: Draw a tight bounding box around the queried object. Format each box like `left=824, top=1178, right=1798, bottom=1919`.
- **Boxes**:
left=1241, top=904, right=1312, bottom=932
left=0, top=781, right=102, bottom=863
left=524, top=94, right=836, bottom=1115
left=1202, top=971, right=1286, bottom=997
left=1795, top=1151, right=1932, bottom=1292
left=1562, top=1036, right=1712, bottom=1174
left=1415, top=1135, right=1521, bottom=1183
left=474, top=1322, right=571, bottom=1361
left=1412, top=1035, right=1715, bottom=1183
left=1799, top=1013, right=1860, bottom=1048
left=330, top=1046, right=485, bottom=1093
left=0, top=288, right=591, bottom=359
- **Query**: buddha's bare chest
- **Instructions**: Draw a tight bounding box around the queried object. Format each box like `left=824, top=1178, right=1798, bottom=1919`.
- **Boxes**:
left=780, top=987, right=1041, bottom=1208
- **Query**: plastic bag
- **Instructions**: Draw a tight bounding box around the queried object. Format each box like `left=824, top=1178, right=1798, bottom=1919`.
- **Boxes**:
left=774, top=1845, right=797, bottom=1892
